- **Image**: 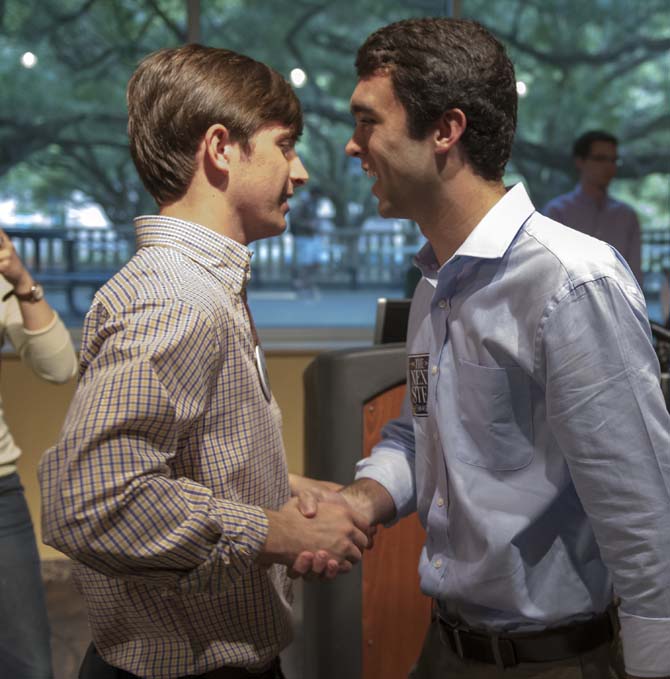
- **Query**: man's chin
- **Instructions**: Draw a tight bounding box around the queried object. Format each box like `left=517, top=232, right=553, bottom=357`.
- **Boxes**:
left=249, top=219, right=287, bottom=243
left=377, top=200, right=401, bottom=219
left=269, top=221, right=287, bottom=238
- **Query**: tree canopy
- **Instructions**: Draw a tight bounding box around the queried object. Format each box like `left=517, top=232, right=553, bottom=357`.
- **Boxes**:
left=1, top=0, right=668, bottom=228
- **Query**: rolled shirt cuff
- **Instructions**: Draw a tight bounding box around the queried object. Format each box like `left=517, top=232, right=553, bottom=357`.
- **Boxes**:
left=354, top=446, right=416, bottom=523
left=619, top=609, right=670, bottom=676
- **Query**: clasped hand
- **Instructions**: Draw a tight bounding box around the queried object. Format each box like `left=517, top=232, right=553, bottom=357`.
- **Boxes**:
left=284, top=476, right=376, bottom=582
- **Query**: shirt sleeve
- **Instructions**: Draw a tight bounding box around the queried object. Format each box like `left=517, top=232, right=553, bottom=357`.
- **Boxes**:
left=3, top=296, right=77, bottom=383
left=541, top=275, right=670, bottom=676
left=354, top=389, right=417, bottom=520
left=38, top=299, right=269, bottom=595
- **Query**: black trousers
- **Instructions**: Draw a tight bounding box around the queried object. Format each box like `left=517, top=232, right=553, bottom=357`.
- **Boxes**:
left=79, top=643, right=287, bottom=679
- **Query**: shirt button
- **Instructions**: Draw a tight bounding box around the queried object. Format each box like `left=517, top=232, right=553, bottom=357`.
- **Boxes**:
left=438, top=299, right=447, bottom=309
left=434, top=559, right=443, bottom=569
left=437, top=497, right=444, bottom=507
left=432, top=432, right=438, bottom=442
left=431, top=365, right=438, bottom=375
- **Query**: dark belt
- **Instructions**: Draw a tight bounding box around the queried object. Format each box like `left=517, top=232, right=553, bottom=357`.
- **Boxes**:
left=202, top=657, right=284, bottom=679
left=79, top=644, right=284, bottom=679
left=437, top=609, right=616, bottom=668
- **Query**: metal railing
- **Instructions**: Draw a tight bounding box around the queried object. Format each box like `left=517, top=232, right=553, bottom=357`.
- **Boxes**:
left=642, top=230, right=670, bottom=273
left=249, top=228, right=420, bottom=288
left=3, top=224, right=669, bottom=315
left=5, top=226, right=134, bottom=275
left=3, top=224, right=422, bottom=291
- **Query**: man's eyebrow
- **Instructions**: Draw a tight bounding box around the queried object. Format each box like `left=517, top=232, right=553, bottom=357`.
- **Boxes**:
left=350, top=103, right=377, bottom=116
left=277, top=131, right=298, bottom=144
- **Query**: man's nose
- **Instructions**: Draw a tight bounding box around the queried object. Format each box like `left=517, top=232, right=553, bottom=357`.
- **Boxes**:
left=291, top=156, right=309, bottom=186
left=345, top=135, right=361, bottom=158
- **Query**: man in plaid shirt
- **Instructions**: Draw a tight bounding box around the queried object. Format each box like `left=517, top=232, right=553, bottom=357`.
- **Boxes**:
left=39, top=45, right=368, bottom=679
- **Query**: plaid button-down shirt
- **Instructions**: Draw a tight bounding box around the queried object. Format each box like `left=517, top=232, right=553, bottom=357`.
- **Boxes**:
left=39, top=216, right=292, bottom=679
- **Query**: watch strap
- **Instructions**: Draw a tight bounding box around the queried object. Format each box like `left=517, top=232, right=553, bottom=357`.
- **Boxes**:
left=2, top=282, right=44, bottom=303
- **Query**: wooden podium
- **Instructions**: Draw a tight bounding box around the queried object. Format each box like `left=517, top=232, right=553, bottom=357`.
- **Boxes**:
left=303, top=345, right=431, bottom=679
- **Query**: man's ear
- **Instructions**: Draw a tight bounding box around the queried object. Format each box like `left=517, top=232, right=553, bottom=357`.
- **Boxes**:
left=203, top=123, right=232, bottom=173
left=434, top=108, right=467, bottom=155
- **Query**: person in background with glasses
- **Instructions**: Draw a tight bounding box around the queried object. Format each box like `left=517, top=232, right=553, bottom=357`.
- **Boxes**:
left=543, top=130, right=642, bottom=284
left=0, top=228, right=78, bottom=679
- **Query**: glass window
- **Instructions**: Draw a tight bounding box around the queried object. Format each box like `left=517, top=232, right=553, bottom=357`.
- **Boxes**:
left=463, top=0, right=670, bottom=323
left=1, top=0, right=668, bottom=334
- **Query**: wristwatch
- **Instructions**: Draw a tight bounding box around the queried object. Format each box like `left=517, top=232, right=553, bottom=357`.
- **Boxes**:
left=5, top=282, right=45, bottom=303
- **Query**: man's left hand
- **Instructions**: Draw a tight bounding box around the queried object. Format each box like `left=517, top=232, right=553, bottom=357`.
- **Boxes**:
left=0, top=228, right=32, bottom=290
left=286, top=474, right=378, bottom=581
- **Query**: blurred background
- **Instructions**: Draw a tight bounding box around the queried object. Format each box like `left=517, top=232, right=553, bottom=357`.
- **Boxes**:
left=1, top=0, right=668, bottom=337
left=1, top=3, right=668, bottom=676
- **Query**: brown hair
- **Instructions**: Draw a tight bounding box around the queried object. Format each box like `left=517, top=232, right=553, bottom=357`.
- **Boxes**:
left=127, top=44, right=303, bottom=206
left=356, top=18, right=517, bottom=182
left=573, top=130, right=618, bottom=159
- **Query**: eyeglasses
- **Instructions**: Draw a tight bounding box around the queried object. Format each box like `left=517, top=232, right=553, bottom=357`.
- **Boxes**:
left=587, top=154, right=622, bottom=166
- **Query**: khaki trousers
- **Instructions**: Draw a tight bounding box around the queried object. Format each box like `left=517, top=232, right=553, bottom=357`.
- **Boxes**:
left=409, top=617, right=625, bottom=679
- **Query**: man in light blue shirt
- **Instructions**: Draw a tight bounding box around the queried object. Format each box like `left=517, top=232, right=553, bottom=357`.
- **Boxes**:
left=298, top=16, right=670, bottom=679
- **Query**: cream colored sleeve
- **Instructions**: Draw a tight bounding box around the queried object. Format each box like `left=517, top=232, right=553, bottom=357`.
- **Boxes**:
left=3, top=291, right=78, bottom=383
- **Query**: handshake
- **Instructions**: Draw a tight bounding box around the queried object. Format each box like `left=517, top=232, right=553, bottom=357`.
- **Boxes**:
left=260, top=474, right=389, bottom=581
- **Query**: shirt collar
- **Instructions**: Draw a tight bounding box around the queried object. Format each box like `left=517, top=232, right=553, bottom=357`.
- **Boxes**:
left=133, top=215, right=252, bottom=294
left=414, top=182, right=535, bottom=275
left=454, top=183, right=535, bottom=259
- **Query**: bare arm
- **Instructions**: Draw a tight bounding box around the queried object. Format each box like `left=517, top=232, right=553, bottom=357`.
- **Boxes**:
left=340, top=478, right=397, bottom=526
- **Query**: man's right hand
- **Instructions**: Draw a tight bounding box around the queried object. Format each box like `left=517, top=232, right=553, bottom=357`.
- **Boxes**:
left=286, top=478, right=396, bottom=580
left=259, top=497, right=369, bottom=570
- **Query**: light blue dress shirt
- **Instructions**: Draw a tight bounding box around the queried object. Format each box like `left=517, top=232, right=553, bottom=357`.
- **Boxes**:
left=355, top=183, right=670, bottom=677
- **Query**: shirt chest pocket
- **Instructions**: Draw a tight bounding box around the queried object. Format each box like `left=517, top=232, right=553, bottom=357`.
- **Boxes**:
left=455, top=360, right=534, bottom=471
